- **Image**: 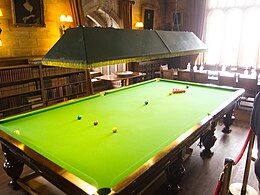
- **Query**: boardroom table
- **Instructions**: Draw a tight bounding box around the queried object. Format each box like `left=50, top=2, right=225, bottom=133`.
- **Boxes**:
left=0, top=79, right=244, bottom=194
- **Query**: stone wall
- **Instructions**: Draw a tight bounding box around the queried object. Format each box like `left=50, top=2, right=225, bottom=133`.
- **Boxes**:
left=82, top=0, right=166, bottom=30
left=0, top=0, right=73, bottom=58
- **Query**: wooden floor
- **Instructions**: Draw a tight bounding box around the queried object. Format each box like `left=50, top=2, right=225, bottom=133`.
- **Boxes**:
left=0, top=109, right=258, bottom=195
left=155, top=109, right=258, bottom=195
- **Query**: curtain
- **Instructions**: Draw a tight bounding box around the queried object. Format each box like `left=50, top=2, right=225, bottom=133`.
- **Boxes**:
left=69, top=0, right=85, bottom=26
left=186, top=0, right=207, bottom=39
left=184, top=0, right=207, bottom=66
left=204, top=0, right=260, bottom=68
left=119, top=0, right=135, bottom=29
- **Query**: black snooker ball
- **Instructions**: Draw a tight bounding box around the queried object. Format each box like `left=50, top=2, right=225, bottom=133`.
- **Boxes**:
left=186, top=86, right=189, bottom=89
left=144, top=101, right=148, bottom=105
left=77, top=115, right=82, bottom=120
left=93, top=120, right=99, bottom=126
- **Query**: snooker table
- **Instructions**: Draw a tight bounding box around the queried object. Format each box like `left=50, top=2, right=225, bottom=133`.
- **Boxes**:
left=0, top=79, right=244, bottom=194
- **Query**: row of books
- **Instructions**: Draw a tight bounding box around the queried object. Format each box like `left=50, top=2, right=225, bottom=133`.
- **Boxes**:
left=0, top=82, right=38, bottom=98
left=1, top=105, right=31, bottom=117
left=68, top=73, right=85, bottom=83
left=45, top=83, right=86, bottom=100
left=0, top=94, right=43, bottom=116
left=44, top=77, right=69, bottom=88
left=0, top=67, right=40, bottom=84
left=42, top=67, right=83, bottom=77
left=0, top=66, right=85, bottom=85
left=0, top=95, right=29, bottom=110
left=43, top=73, right=86, bottom=88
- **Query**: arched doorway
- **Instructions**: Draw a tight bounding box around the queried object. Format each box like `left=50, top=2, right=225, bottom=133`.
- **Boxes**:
left=82, top=1, right=126, bottom=77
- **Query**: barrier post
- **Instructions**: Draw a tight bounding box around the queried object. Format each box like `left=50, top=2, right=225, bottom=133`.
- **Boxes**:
left=222, top=158, right=234, bottom=195
left=241, top=133, right=255, bottom=195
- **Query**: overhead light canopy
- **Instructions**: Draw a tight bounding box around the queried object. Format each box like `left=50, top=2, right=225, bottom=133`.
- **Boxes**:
left=42, top=27, right=207, bottom=69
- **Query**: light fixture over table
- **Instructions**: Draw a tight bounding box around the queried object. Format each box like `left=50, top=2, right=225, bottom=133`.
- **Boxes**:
left=42, top=27, right=207, bottom=69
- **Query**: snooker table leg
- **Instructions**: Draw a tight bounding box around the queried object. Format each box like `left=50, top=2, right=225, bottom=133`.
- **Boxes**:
left=222, top=109, right=235, bottom=134
left=1, top=144, right=24, bottom=190
left=200, top=120, right=217, bottom=158
left=165, top=159, right=186, bottom=193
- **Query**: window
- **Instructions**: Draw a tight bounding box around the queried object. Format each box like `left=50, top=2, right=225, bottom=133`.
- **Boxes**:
left=204, top=0, right=260, bottom=68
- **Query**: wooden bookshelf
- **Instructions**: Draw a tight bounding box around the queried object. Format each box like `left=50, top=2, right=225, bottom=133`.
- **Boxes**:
left=131, top=59, right=179, bottom=79
left=132, top=61, right=162, bottom=80
left=0, top=60, right=93, bottom=118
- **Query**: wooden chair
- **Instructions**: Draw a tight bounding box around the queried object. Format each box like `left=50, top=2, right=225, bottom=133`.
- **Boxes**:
left=218, top=73, right=237, bottom=87
left=237, top=74, right=258, bottom=108
left=237, top=74, right=258, bottom=98
left=194, top=71, right=209, bottom=84
left=178, top=71, right=194, bottom=82
left=161, top=69, right=174, bottom=79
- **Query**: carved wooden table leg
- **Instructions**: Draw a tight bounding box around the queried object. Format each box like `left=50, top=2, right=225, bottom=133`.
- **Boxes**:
left=165, top=159, right=186, bottom=193
left=200, top=120, right=217, bottom=158
left=222, top=109, right=235, bottom=134
left=1, top=144, right=24, bottom=190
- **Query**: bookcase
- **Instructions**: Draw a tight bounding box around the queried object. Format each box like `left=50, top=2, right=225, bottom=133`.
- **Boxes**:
left=131, top=59, right=180, bottom=79
left=0, top=61, right=93, bottom=118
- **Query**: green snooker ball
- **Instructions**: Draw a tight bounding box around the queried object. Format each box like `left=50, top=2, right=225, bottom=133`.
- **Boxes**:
left=144, top=101, right=148, bottom=105
left=77, top=115, right=82, bottom=120
left=93, top=120, right=99, bottom=126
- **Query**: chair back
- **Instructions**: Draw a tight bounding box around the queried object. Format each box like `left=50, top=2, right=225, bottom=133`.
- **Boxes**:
left=251, top=92, right=260, bottom=135
left=194, top=71, right=208, bottom=84
left=178, top=71, right=194, bottom=82
left=161, top=69, right=174, bottom=80
left=237, top=74, right=258, bottom=98
left=218, top=73, right=236, bottom=87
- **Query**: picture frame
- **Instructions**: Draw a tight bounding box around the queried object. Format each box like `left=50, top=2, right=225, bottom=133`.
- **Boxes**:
left=141, top=3, right=156, bottom=30
left=11, top=0, right=45, bottom=27
left=173, top=12, right=183, bottom=30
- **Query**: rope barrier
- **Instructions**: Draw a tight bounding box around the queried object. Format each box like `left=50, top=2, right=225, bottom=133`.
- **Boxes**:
left=214, top=180, right=223, bottom=195
left=213, top=171, right=224, bottom=195
left=213, top=128, right=252, bottom=195
left=233, top=129, right=252, bottom=165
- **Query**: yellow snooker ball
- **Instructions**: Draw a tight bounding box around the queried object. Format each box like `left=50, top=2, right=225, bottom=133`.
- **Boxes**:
left=13, top=130, right=20, bottom=135
left=112, top=127, right=118, bottom=133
